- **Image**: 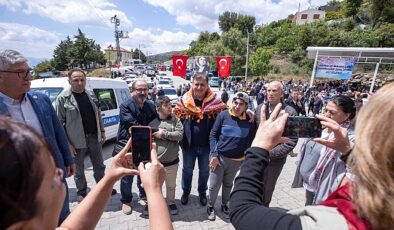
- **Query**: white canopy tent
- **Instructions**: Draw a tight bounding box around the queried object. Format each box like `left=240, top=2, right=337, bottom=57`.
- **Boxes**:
left=306, top=47, right=394, bottom=93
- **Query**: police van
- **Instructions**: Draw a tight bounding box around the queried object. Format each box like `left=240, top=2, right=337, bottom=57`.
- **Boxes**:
left=30, top=77, right=131, bottom=140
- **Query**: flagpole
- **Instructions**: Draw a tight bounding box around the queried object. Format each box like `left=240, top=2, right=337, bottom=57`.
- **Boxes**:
left=245, top=30, right=249, bottom=82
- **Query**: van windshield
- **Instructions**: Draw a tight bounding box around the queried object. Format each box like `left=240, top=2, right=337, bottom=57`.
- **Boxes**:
left=30, top=87, right=63, bottom=102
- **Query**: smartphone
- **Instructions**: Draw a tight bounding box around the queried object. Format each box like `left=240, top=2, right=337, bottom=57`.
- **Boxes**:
left=283, top=116, right=322, bottom=138
left=130, top=126, right=152, bottom=166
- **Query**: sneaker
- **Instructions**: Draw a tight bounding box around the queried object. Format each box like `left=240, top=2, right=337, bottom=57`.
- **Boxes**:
left=111, top=189, right=117, bottom=196
left=221, top=204, right=230, bottom=219
left=199, top=193, right=207, bottom=206
left=77, top=192, right=87, bottom=203
left=142, top=205, right=149, bottom=217
left=207, top=206, right=216, bottom=221
left=122, top=203, right=133, bottom=215
left=181, top=192, right=189, bottom=205
left=168, top=204, right=178, bottom=215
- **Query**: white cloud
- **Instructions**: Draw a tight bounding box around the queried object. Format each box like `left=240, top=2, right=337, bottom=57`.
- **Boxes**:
left=0, top=0, right=132, bottom=28
left=0, top=22, right=60, bottom=58
left=104, top=28, right=199, bottom=55
left=143, top=0, right=330, bottom=31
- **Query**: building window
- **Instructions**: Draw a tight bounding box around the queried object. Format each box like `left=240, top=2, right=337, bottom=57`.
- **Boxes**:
left=313, top=14, right=320, bottom=19
left=301, top=14, right=308, bottom=19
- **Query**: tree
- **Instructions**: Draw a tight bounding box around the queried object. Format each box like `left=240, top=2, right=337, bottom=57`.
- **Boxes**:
left=197, top=31, right=211, bottom=44
left=235, top=14, right=256, bottom=36
left=344, top=0, right=363, bottom=18
left=132, top=48, right=147, bottom=63
left=218, top=11, right=238, bottom=33
left=52, top=36, right=73, bottom=70
left=297, top=26, right=313, bottom=49
left=221, top=28, right=245, bottom=54
left=276, top=36, right=297, bottom=53
left=250, top=48, right=272, bottom=76
left=33, top=60, right=54, bottom=78
left=367, top=0, right=394, bottom=28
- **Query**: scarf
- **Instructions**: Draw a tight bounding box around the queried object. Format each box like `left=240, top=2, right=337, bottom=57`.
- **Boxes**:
left=308, top=121, right=352, bottom=191
left=321, top=183, right=372, bottom=230
left=173, top=87, right=227, bottom=122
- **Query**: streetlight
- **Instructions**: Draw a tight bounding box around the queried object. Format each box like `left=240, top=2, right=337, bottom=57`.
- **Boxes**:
left=245, top=30, right=250, bottom=81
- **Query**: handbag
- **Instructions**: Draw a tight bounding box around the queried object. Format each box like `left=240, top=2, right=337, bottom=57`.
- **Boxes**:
left=112, top=139, right=128, bottom=157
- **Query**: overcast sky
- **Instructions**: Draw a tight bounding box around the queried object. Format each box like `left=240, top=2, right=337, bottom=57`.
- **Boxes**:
left=0, top=0, right=331, bottom=60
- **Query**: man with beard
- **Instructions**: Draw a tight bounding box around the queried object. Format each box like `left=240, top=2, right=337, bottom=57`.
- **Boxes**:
left=116, top=80, right=158, bottom=215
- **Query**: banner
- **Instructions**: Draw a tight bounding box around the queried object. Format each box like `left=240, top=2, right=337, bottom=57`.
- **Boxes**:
left=316, top=57, right=355, bottom=80
left=216, top=56, right=232, bottom=78
left=195, top=56, right=209, bottom=74
left=172, top=55, right=188, bottom=77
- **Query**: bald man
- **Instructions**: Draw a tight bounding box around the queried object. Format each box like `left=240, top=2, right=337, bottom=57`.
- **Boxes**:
left=255, top=81, right=298, bottom=206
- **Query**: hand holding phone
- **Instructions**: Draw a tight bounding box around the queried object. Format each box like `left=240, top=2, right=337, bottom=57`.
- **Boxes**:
left=130, top=126, right=152, bottom=166
left=283, top=116, right=322, bottom=138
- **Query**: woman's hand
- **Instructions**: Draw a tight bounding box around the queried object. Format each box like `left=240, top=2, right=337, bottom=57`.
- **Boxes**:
left=107, top=138, right=139, bottom=181
left=251, top=103, right=289, bottom=150
left=139, top=143, right=166, bottom=193
left=314, top=115, right=353, bottom=154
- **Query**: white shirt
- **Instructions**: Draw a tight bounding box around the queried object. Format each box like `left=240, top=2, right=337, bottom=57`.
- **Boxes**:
left=0, top=92, right=43, bottom=135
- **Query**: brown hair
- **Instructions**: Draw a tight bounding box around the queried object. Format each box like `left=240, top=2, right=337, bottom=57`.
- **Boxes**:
left=0, top=116, right=53, bottom=229
left=67, top=67, right=86, bottom=79
left=192, top=72, right=209, bottom=83
left=351, top=83, right=394, bottom=229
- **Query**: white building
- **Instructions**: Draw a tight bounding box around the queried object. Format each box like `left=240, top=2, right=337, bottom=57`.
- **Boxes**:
left=293, top=9, right=326, bottom=25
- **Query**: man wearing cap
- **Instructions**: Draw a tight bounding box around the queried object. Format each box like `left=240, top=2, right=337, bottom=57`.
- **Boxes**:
left=207, top=92, right=256, bottom=220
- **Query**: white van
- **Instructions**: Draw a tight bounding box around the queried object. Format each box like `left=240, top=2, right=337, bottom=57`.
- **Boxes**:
left=30, top=77, right=131, bottom=140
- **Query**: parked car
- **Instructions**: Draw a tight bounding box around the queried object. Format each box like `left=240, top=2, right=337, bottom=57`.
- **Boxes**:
left=161, top=88, right=178, bottom=106
left=156, top=80, right=173, bottom=89
left=209, top=77, right=220, bottom=88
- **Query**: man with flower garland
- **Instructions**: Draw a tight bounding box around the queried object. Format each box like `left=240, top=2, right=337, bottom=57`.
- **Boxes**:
left=173, top=73, right=227, bottom=206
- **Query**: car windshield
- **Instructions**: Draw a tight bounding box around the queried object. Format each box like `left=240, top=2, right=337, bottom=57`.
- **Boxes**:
left=159, top=80, right=170, bottom=84
left=163, top=89, right=177, bottom=95
left=30, top=87, right=63, bottom=102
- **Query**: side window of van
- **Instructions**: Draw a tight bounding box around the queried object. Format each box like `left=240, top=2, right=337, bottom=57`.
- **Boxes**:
left=93, top=89, right=118, bottom=111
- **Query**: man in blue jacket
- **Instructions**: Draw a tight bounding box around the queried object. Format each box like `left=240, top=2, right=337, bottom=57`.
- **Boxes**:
left=0, top=49, right=74, bottom=224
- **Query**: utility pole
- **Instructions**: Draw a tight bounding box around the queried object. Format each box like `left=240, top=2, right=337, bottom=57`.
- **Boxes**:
left=110, top=15, right=129, bottom=65
left=245, top=30, right=250, bottom=81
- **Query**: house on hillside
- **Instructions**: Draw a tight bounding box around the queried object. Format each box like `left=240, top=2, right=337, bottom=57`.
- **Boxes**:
left=104, top=45, right=133, bottom=67
left=292, top=9, right=326, bottom=25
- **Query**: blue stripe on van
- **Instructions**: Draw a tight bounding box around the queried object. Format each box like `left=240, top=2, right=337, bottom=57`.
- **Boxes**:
left=102, top=115, right=120, bottom=127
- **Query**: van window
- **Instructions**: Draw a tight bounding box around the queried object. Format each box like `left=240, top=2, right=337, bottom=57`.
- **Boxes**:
left=93, top=89, right=117, bottom=111
left=30, top=87, right=63, bottom=102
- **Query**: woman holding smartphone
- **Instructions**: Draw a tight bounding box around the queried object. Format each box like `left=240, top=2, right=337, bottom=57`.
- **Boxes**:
left=292, top=95, right=356, bottom=205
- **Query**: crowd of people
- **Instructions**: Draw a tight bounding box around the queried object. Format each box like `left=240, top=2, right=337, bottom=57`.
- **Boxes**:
left=1, top=49, right=393, bottom=230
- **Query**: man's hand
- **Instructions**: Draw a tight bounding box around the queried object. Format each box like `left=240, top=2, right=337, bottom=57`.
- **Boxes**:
left=246, top=109, right=255, bottom=123
left=153, top=128, right=165, bottom=139
left=107, top=138, right=139, bottom=181
left=251, top=103, right=289, bottom=150
left=67, top=164, right=76, bottom=177
left=138, top=143, right=166, bottom=193
left=69, top=144, right=77, bottom=158
left=209, top=157, right=220, bottom=171
left=314, top=115, right=353, bottom=154
left=100, top=132, right=106, bottom=144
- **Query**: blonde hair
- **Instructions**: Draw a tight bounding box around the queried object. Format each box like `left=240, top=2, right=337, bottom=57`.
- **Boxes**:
left=351, top=83, right=394, bottom=229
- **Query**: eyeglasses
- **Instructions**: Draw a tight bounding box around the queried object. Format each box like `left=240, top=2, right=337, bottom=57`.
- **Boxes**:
left=0, top=69, right=32, bottom=79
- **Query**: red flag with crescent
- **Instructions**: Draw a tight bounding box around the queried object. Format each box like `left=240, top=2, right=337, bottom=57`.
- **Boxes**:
left=172, top=55, right=188, bottom=77
left=216, top=56, right=231, bottom=78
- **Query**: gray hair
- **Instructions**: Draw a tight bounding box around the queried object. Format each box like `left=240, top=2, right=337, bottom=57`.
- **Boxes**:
left=0, top=50, right=28, bottom=71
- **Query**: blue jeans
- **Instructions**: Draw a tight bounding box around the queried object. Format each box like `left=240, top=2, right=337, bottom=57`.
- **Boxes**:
left=182, top=146, right=210, bottom=194
left=120, top=175, right=145, bottom=204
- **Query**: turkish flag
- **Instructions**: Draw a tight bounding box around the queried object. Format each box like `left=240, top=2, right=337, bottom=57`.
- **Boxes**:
left=216, top=56, right=231, bottom=78
left=172, top=55, right=187, bottom=77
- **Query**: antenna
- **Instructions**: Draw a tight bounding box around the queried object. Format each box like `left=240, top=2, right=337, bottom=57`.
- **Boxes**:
left=110, top=15, right=129, bottom=65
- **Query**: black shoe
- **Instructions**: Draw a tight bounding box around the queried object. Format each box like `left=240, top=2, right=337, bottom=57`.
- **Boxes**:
left=142, top=205, right=149, bottom=217
left=181, top=192, right=189, bottom=205
left=207, top=206, right=216, bottom=221
left=111, top=189, right=117, bottom=196
left=199, top=193, right=207, bottom=206
left=169, top=204, right=178, bottom=215
left=221, top=204, right=230, bottom=219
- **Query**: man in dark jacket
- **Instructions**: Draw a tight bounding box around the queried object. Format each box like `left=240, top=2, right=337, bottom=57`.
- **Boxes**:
left=285, top=89, right=306, bottom=116
left=255, top=81, right=298, bottom=206
left=116, top=80, right=158, bottom=215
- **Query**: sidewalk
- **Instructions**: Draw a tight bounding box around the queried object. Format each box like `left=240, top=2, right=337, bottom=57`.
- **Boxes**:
left=66, top=139, right=306, bottom=230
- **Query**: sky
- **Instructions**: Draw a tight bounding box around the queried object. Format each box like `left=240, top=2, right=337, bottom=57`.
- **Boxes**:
left=0, top=0, right=331, bottom=63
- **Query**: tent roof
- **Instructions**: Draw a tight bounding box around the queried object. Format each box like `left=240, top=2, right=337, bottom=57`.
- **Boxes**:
left=306, top=47, right=394, bottom=64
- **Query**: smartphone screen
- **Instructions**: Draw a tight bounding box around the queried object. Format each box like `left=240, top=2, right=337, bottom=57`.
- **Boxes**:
left=130, top=126, right=152, bottom=166
left=283, top=116, right=322, bottom=138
